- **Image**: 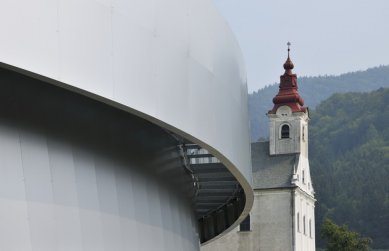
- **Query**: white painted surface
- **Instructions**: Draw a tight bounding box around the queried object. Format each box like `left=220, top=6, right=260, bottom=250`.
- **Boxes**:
left=202, top=187, right=316, bottom=251
left=202, top=189, right=293, bottom=251
left=0, top=0, right=253, bottom=228
left=293, top=155, right=315, bottom=197
left=295, top=189, right=316, bottom=251
left=268, top=108, right=309, bottom=156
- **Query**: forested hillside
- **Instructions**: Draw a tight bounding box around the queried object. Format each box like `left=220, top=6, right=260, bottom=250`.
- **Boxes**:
left=309, top=88, right=389, bottom=248
left=249, top=65, right=389, bottom=141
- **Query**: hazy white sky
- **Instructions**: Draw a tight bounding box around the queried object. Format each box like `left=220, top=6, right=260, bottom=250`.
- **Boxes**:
left=212, top=0, right=389, bottom=92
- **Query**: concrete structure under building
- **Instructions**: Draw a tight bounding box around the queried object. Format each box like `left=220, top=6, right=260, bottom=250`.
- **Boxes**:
left=0, top=0, right=253, bottom=250
left=202, top=46, right=316, bottom=251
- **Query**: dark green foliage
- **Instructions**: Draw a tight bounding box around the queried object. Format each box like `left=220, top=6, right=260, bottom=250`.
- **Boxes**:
left=321, top=218, right=371, bottom=251
left=310, top=88, right=389, bottom=248
left=249, top=65, right=389, bottom=141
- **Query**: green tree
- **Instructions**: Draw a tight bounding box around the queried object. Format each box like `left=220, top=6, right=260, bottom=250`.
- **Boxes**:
left=321, top=218, right=371, bottom=251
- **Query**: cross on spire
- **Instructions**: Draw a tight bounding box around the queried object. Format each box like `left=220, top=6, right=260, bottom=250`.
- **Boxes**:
left=287, top=41, right=291, bottom=57
left=283, top=41, right=294, bottom=73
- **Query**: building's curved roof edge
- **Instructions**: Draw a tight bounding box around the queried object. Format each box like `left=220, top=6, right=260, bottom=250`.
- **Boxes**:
left=0, top=61, right=254, bottom=242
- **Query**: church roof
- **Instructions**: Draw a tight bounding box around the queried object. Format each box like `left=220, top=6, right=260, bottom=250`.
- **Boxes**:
left=268, top=42, right=307, bottom=114
left=251, top=141, right=298, bottom=189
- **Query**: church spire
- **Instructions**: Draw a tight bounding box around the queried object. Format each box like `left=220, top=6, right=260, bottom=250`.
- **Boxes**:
left=283, top=42, right=294, bottom=74
left=268, top=42, right=307, bottom=114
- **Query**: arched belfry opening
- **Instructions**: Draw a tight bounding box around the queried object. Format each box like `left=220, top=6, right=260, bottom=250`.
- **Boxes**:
left=281, top=124, right=290, bottom=139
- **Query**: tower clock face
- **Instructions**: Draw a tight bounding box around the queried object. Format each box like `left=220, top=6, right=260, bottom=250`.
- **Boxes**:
left=276, top=105, right=292, bottom=117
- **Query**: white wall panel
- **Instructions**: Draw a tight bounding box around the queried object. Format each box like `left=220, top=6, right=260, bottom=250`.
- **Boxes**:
left=113, top=0, right=157, bottom=31
left=0, top=122, right=200, bottom=251
left=0, top=0, right=58, bottom=78
left=0, top=123, right=32, bottom=251
left=0, top=123, right=26, bottom=200
left=112, top=20, right=156, bottom=115
left=0, top=199, right=33, bottom=251
left=58, top=0, right=114, bottom=97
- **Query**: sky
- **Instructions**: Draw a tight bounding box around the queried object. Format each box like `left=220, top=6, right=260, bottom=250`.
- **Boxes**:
left=212, top=0, right=389, bottom=93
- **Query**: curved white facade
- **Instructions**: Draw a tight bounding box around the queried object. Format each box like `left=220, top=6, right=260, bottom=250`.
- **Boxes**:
left=0, top=75, right=200, bottom=250
left=0, top=0, right=253, bottom=249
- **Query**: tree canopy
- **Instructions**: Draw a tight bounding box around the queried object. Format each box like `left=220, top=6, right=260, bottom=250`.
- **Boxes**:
left=321, top=218, right=371, bottom=251
left=310, top=88, right=389, bottom=248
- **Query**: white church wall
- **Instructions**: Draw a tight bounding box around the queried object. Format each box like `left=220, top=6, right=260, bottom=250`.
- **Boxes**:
left=255, top=189, right=294, bottom=251
left=294, top=155, right=315, bottom=197
left=294, top=189, right=316, bottom=251
left=201, top=187, right=316, bottom=251
left=201, top=189, right=294, bottom=251
left=300, top=118, right=309, bottom=158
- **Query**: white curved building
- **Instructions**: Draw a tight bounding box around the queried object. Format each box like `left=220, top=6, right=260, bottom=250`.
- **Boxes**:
left=0, top=0, right=253, bottom=250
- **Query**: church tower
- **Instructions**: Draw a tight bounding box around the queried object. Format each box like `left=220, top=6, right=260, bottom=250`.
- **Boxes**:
left=201, top=43, right=316, bottom=251
left=268, top=43, right=309, bottom=157
left=265, top=43, right=316, bottom=251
